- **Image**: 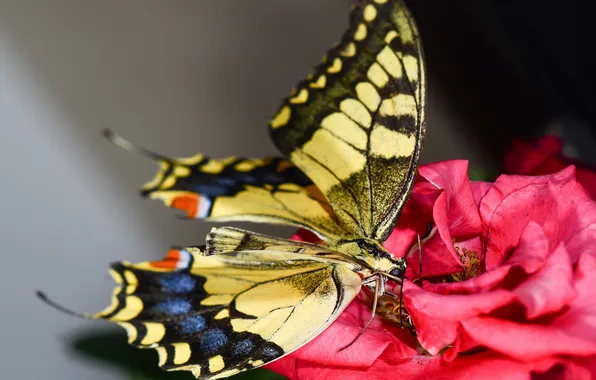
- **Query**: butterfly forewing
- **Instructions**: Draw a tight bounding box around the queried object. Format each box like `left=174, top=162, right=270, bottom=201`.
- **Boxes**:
left=269, top=0, right=426, bottom=241
left=96, top=247, right=361, bottom=379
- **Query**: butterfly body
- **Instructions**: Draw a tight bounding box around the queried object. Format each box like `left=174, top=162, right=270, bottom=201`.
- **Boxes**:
left=42, top=0, right=426, bottom=378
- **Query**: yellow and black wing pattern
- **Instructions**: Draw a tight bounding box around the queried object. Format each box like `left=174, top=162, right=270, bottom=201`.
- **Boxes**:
left=205, top=226, right=354, bottom=265
left=94, top=246, right=361, bottom=379
left=269, top=0, right=426, bottom=241
left=105, top=131, right=346, bottom=239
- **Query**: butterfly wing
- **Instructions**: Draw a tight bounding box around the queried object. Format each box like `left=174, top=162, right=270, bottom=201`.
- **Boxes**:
left=94, top=247, right=361, bottom=379
left=269, top=0, right=426, bottom=241
left=205, top=226, right=358, bottom=266
left=206, top=226, right=326, bottom=254
left=105, top=131, right=346, bottom=240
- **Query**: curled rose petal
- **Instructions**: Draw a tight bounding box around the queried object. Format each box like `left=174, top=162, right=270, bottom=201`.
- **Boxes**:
left=502, top=221, right=549, bottom=274
left=551, top=253, right=596, bottom=345
left=471, top=181, right=493, bottom=206
left=512, top=242, right=576, bottom=319
left=419, top=160, right=482, bottom=238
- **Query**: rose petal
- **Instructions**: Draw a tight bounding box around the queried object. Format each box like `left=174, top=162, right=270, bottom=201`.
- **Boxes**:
left=424, top=352, right=533, bottom=380
left=461, top=316, right=596, bottom=361
left=420, top=224, right=548, bottom=295
left=480, top=166, right=578, bottom=269
left=443, top=325, right=483, bottom=362
left=513, top=242, right=576, bottom=319
left=561, top=356, right=596, bottom=380
left=472, top=181, right=492, bottom=206
left=411, top=161, right=485, bottom=278
left=481, top=167, right=596, bottom=268
left=405, top=281, right=516, bottom=321
left=550, top=181, right=596, bottom=263
left=404, top=226, right=462, bottom=279
left=432, top=193, right=465, bottom=266
left=504, top=221, right=549, bottom=274
left=551, top=253, right=596, bottom=345
left=291, top=356, right=439, bottom=380
left=403, top=281, right=516, bottom=354
left=422, top=265, right=511, bottom=294
left=419, top=160, right=482, bottom=237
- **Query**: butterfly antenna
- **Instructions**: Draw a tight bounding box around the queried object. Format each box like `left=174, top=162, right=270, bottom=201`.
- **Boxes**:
left=417, top=233, right=423, bottom=277
left=36, top=290, right=96, bottom=320
left=102, top=128, right=171, bottom=163
left=338, top=276, right=380, bottom=352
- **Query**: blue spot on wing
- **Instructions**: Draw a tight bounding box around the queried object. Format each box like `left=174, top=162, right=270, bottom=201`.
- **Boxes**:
left=231, top=338, right=254, bottom=357
left=155, top=299, right=191, bottom=315
left=261, top=172, right=285, bottom=184
left=180, top=315, right=207, bottom=334
left=159, top=273, right=196, bottom=294
left=261, top=345, right=281, bottom=358
left=216, top=177, right=236, bottom=186
left=193, top=184, right=229, bottom=196
left=235, top=173, right=257, bottom=184
left=200, top=328, right=228, bottom=354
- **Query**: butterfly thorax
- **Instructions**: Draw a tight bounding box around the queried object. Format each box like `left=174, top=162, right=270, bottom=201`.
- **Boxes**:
left=335, top=237, right=406, bottom=280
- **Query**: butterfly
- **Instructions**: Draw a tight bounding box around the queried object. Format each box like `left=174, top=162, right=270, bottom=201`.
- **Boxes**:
left=40, top=0, right=426, bottom=378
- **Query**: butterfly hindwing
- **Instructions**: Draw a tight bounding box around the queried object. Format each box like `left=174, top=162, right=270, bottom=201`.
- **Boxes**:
left=95, top=246, right=361, bottom=379
left=269, top=0, right=426, bottom=241
left=105, top=131, right=346, bottom=239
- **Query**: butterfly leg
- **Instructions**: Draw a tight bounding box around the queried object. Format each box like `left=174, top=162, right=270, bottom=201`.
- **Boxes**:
left=338, top=274, right=382, bottom=352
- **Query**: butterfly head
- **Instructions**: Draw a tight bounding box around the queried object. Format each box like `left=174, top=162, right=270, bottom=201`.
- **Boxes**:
left=338, top=238, right=407, bottom=282
left=375, top=252, right=407, bottom=282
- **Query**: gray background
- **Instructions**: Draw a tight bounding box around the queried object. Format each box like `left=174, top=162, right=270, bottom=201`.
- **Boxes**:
left=0, top=1, right=488, bottom=379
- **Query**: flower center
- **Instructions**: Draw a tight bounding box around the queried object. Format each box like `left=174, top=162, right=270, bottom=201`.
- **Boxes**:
left=451, top=245, right=481, bottom=281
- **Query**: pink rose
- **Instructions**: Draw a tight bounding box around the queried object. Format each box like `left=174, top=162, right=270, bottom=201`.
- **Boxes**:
left=267, top=160, right=596, bottom=379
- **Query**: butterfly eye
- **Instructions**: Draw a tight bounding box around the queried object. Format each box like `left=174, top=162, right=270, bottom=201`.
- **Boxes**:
left=389, top=267, right=404, bottom=278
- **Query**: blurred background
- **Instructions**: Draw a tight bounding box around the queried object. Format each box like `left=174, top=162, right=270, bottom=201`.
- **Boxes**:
left=0, top=0, right=593, bottom=379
